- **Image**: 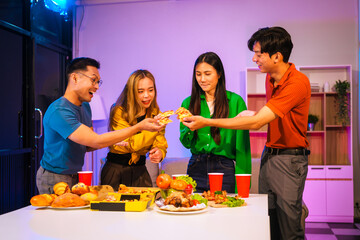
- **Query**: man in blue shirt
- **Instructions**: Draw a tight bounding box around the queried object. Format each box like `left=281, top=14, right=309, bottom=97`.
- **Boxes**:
left=36, top=57, right=163, bottom=194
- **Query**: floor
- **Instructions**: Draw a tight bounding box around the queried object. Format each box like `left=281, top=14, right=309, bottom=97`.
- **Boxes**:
left=305, top=222, right=360, bottom=240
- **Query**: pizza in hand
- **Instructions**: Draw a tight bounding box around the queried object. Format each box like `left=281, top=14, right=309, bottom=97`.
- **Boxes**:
left=157, top=110, right=174, bottom=125
left=175, top=107, right=193, bottom=122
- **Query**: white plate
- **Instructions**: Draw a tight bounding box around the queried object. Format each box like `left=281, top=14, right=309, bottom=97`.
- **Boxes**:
left=155, top=206, right=208, bottom=215
left=47, top=205, right=90, bottom=210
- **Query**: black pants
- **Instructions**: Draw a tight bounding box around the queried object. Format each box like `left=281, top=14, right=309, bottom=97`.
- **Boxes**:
left=100, top=160, right=152, bottom=191
left=259, top=147, right=308, bottom=240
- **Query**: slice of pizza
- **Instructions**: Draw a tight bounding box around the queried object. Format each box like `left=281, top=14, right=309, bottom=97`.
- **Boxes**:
left=157, top=110, right=174, bottom=125
left=159, top=110, right=175, bottom=118
left=175, top=107, right=193, bottom=122
left=159, top=117, right=173, bottom=126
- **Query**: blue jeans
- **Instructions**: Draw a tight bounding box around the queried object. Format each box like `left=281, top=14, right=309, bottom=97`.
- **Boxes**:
left=187, top=154, right=235, bottom=193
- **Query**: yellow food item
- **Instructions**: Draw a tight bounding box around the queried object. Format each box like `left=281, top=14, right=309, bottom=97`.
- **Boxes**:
left=53, top=182, right=70, bottom=196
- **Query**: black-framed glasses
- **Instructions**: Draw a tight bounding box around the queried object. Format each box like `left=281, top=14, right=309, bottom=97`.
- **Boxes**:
left=76, top=72, right=103, bottom=87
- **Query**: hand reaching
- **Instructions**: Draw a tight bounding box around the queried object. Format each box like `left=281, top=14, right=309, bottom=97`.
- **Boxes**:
left=181, top=116, right=207, bottom=131
left=138, top=118, right=165, bottom=132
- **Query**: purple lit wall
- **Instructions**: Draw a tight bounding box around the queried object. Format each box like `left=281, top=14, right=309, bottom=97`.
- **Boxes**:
left=75, top=0, right=359, bottom=200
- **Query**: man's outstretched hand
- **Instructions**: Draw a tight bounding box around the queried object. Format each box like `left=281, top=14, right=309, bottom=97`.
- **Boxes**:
left=138, top=118, right=165, bottom=132
left=182, top=116, right=207, bottom=131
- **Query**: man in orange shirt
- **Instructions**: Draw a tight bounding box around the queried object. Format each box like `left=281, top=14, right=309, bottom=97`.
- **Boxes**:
left=183, top=27, right=311, bottom=240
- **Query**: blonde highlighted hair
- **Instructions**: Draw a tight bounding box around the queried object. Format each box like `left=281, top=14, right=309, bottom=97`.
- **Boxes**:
left=109, top=69, right=160, bottom=128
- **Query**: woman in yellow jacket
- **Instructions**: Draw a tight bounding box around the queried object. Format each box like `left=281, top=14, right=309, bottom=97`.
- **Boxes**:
left=101, top=70, right=168, bottom=190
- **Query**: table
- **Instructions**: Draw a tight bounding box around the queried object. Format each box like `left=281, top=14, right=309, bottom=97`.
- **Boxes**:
left=0, top=194, right=269, bottom=240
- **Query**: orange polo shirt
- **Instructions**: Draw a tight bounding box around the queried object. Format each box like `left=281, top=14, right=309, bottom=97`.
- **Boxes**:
left=265, top=63, right=311, bottom=149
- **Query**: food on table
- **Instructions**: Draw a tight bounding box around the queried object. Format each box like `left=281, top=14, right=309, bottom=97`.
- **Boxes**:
left=89, top=185, right=114, bottom=201
left=175, top=107, right=193, bottom=122
left=156, top=173, right=172, bottom=189
left=175, top=175, right=197, bottom=193
left=104, top=195, right=117, bottom=202
left=191, top=193, right=208, bottom=206
left=170, top=179, right=188, bottom=191
left=51, top=193, right=86, bottom=208
left=202, top=190, right=245, bottom=208
left=164, top=191, right=191, bottom=208
left=71, top=182, right=90, bottom=195
left=80, top=192, right=98, bottom=204
left=53, top=182, right=70, bottom=195
left=30, top=194, right=57, bottom=207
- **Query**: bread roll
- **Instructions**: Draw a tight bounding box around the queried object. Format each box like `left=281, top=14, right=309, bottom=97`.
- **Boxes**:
left=71, top=182, right=90, bottom=195
left=80, top=192, right=98, bottom=204
left=30, top=195, right=52, bottom=206
left=51, top=193, right=86, bottom=208
left=53, top=182, right=70, bottom=195
left=30, top=195, right=48, bottom=206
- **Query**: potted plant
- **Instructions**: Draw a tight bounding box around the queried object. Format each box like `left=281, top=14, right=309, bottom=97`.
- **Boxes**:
left=334, top=80, right=350, bottom=126
left=308, top=114, right=319, bottom=131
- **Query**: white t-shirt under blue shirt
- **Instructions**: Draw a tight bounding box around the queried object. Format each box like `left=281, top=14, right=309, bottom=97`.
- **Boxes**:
left=40, top=97, right=92, bottom=174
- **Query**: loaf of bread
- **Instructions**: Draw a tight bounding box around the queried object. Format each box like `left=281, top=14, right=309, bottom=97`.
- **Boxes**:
left=51, top=193, right=86, bottom=208
left=71, top=182, right=90, bottom=195
left=53, top=182, right=70, bottom=195
left=30, top=194, right=57, bottom=207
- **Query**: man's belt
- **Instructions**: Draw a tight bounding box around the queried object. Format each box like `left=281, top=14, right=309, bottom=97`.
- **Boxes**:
left=266, top=147, right=310, bottom=156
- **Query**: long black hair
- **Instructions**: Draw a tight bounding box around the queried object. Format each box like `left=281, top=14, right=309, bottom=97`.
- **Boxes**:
left=189, top=52, right=229, bottom=145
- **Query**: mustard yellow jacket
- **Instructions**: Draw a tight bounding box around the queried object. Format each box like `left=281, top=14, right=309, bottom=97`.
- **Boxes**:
left=109, top=106, right=168, bottom=164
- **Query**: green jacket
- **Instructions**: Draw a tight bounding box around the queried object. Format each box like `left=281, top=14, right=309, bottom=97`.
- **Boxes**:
left=179, top=91, right=251, bottom=174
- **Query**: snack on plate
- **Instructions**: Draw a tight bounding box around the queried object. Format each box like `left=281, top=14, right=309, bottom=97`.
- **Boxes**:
left=89, top=185, right=114, bottom=201
left=51, top=193, right=86, bottom=208
left=202, top=190, right=245, bottom=208
left=71, top=182, right=90, bottom=195
left=30, top=194, right=57, bottom=207
left=164, top=191, right=191, bottom=208
left=175, top=107, right=192, bottom=122
left=53, top=182, right=70, bottom=196
left=80, top=192, right=98, bottom=204
left=170, top=179, right=188, bottom=191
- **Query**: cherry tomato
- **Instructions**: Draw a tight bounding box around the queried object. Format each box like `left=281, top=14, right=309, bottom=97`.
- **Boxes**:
left=184, top=184, right=193, bottom=195
left=192, top=199, right=200, bottom=206
left=156, top=173, right=172, bottom=189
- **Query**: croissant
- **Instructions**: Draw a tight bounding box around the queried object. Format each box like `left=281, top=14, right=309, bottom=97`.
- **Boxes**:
left=53, top=182, right=70, bottom=195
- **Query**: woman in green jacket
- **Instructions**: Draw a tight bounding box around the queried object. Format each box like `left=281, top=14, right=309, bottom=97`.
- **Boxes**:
left=180, top=52, right=251, bottom=193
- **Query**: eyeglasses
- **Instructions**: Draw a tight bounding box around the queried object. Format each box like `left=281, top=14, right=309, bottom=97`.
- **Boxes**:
left=76, top=72, right=103, bottom=87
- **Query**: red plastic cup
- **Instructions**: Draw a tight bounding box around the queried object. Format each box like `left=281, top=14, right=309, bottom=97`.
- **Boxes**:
left=172, top=174, right=188, bottom=180
left=236, top=174, right=251, bottom=198
left=78, top=171, right=93, bottom=186
left=208, top=173, right=224, bottom=193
